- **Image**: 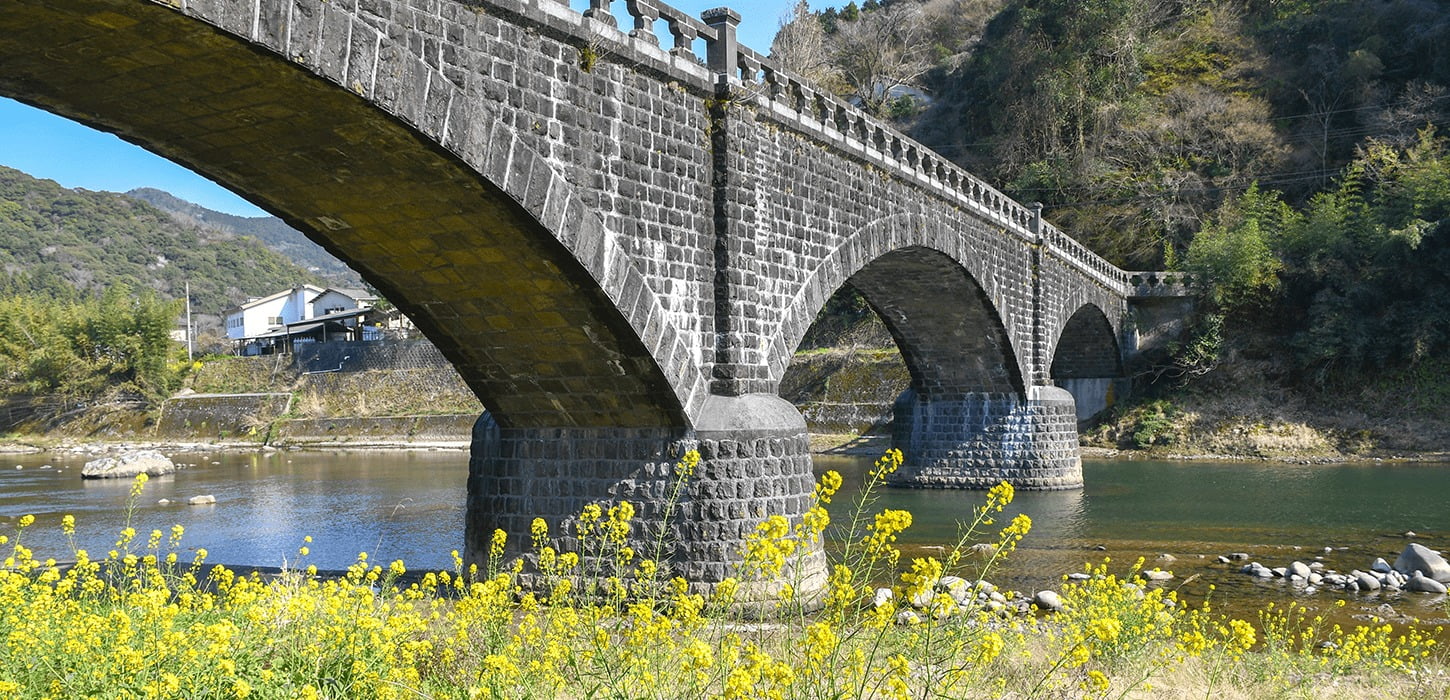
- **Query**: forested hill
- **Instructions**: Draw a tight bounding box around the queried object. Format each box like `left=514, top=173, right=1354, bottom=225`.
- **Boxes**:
left=0, top=166, right=317, bottom=313
left=777, top=0, right=1450, bottom=390
left=126, top=187, right=361, bottom=286
left=776, top=0, right=1450, bottom=268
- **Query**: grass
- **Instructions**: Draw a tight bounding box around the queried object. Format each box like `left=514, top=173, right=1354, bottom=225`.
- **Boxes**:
left=0, top=453, right=1445, bottom=698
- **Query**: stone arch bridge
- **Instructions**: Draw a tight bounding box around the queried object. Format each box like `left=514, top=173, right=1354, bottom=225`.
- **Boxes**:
left=1, top=0, right=1181, bottom=582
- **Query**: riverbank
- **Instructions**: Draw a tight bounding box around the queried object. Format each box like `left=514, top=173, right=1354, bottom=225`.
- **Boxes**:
left=12, top=342, right=1450, bottom=464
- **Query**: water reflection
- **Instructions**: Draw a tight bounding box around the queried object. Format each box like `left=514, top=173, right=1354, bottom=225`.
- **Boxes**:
left=0, top=450, right=467, bottom=571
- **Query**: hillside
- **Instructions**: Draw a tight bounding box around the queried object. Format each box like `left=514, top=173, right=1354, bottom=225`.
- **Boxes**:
left=776, top=0, right=1450, bottom=456
left=0, top=166, right=318, bottom=318
left=779, top=0, right=1450, bottom=269
left=126, top=187, right=362, bottom=286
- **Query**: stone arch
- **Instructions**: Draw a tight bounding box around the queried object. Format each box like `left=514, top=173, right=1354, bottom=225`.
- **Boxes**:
left=0, top=0, right=709, bottom=429
left=1055, top=301, right=1119, bottom=376
left=1049, top=303, right=1123, bottom=379
left=1049, top=301, right=1113, bottom=376
left=1048, top=302, right=1123, bottom=423
left=770, top=214, right=1026, bottom=399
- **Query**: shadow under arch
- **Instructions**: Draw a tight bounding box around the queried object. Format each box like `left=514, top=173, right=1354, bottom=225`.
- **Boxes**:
left=773, top=217, right=1080, bottom=490
left=848, top=246, right=1025, bottom=400
left=0, top=0, right=707, bottom=431
left=769, top=214, right=1028, bottom=397
left=1049, top=303, right=1126, bottom=423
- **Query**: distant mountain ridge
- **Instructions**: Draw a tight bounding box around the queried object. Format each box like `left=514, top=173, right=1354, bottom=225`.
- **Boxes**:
left=126, top=187, right=362, bottom=286
left=0, top=165, right=319, bottom=316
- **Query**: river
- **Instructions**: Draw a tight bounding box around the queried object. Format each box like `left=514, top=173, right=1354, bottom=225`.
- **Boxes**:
left=2, top=448, right=1447, bottom=628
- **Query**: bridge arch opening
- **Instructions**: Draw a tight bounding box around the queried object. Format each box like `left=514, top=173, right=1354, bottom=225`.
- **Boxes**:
left=1050, top=303, right=1124, bottom=422
left=780, top=242, right=1082, bottom=490
left=781, top=245, right=1026, bottom=444
left=0, top=0, right=693, bottom=431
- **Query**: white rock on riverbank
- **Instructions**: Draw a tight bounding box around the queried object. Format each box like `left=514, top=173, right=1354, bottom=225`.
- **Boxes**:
left=1394, top=543, right=1450, bottom=583
left=80, top=450, right=176, bottom=480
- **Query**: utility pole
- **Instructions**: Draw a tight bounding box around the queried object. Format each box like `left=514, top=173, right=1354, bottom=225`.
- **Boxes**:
left=185, top=281, right=194, bottom=362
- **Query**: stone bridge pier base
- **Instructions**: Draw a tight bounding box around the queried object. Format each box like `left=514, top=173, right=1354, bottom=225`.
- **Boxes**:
left=888, top=386, right=1083, bottom=490
left=465, top=395, right=826, bottom=596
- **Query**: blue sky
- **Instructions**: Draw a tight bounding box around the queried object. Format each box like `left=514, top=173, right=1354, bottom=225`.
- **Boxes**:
left=0, top=0, right=791, bottom=218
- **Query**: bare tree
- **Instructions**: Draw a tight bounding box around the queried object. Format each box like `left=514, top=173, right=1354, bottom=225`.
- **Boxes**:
left=771, top=0, right=843, bottom=89
left=831, top=3, right=932, bottom=116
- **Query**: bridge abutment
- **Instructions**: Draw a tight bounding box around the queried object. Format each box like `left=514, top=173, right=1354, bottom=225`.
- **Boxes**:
left=465, top=394, right=826, bottom=595
left=888, top=386, right=1083, bottom=490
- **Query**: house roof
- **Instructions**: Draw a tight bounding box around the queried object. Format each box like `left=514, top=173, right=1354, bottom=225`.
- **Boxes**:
left=250, top=318, right=352, bottom=339
left=309, top=287, right=378, bottom=304
left=289, top=307, right=373, bottom=323
left=223, top=284, right=327, bottom=315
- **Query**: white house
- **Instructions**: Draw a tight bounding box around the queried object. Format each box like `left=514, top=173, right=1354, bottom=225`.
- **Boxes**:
left=225, top=285, right=393, bottom=353
left=309, top=288, right=377, bottom=318
left=223, top=284, right=327, bottom=341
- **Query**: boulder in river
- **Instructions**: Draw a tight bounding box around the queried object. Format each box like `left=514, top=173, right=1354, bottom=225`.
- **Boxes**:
left=81, top=450, right=176, bottom=480
left=187, top=494, right=217, bottom=505
left=1405, top=572, right=1448, bottom=594
left=1394, top=543, right=1450, bottom=583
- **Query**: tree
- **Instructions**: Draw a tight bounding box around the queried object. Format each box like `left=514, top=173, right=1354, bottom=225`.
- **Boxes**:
left=772, top=0, right=845, bottom=89
left=831, top=2, right=932, bottom=115
left=0, top=286, right=184, bottom=401
left=1184, top=184, right=1290, bottom=311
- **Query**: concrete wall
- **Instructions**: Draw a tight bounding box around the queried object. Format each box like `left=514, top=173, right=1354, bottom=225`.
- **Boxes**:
left=157, top=393, right=293, bottom=439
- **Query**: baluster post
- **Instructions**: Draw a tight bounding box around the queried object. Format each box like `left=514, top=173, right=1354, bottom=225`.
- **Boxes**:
left=625, top=0, right=658, bottom=45
left=584, top=0, right=617, bottom=27
left=702, top=7, right=740, bottom=84
left=665, top=17, right=698, bottom=59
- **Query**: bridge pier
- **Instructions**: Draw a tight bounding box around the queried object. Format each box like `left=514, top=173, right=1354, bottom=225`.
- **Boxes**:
left=464, top=395, right=826, bottom=594
left=888, top=386, right=1083, bottom=490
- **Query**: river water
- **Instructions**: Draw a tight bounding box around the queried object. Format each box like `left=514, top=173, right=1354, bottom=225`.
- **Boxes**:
left=2, top=448, right=1447, bottom=627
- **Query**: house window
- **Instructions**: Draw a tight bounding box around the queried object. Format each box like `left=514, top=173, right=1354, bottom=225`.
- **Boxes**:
left=268, top=316, right=284, bottom=326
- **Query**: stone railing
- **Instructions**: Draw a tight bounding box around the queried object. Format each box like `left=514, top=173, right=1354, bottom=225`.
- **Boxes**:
left=521, top=0, right=1134, bottom=294
left=1124, top=271, right=1197, bottom=298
